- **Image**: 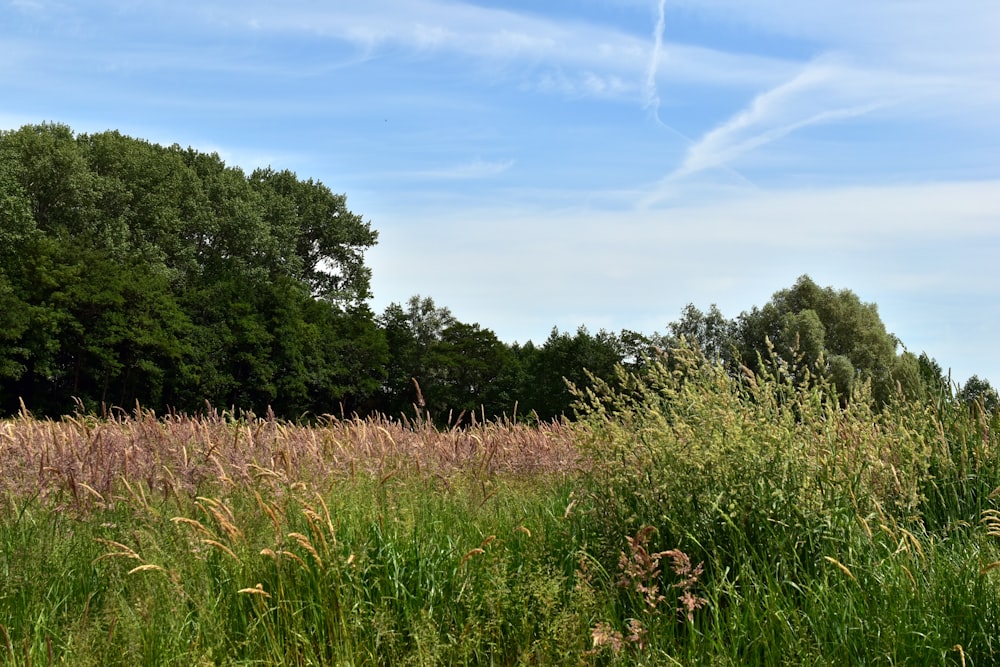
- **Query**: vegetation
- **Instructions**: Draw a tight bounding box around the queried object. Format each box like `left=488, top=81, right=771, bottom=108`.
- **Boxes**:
left=4, top=123, right=993, bottom=423
left=0, top=123, right=383, bottom=417
left=3, top=345, right=1000, bottom=664
left=4, top=121, right=1000, bottom=662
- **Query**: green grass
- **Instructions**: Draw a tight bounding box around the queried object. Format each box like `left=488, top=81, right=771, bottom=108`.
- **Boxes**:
left=1, top=471, right=600, bottom=665
left=3, top=349, right=1000, bottom=664
left=571, top=346, right=1000, bottom=665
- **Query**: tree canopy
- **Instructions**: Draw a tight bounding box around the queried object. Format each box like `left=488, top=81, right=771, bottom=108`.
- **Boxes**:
left=0, top=123, right=380, bottom=416
left=733, top=275, right=920, bottom=403
left=0, top=124, right=993, bottom=421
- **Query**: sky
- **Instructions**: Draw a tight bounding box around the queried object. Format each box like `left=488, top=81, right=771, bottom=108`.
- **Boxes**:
left=2, top=0, right=1000, bottom=387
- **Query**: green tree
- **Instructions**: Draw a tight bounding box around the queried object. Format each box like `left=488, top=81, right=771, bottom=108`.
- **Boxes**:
left=667, top=303, right=736, bottom=365
left=430, top=321, right=511, bottom=422
left=778, top=309, right=826, bottom=370
left=0, top=123, right=381, bottom=417
left=250, top=168, right=378, bottom=305
left=520, top=326, right=622, bottom=421
left=298, top=301, right=388, bottom=417
left=375, top=296, right=509, bottom=423
left=735, top=275, right=905, bottom=404
left=377, top=296, right=452, bottom=417
left=917, top=353, right=952, bottom=405
left=0, top=154, right=36, bottom=402
left=615, top=329, right=671, bottom=376
left=958, top=375, right=999, bottom=414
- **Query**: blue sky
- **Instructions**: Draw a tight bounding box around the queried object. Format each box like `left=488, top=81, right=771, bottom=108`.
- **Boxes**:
left=3, top=0, right=1000, bottom=387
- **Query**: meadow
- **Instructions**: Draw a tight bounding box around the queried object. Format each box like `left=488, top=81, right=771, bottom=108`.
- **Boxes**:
left=3, top=346, right=1000, bottom=665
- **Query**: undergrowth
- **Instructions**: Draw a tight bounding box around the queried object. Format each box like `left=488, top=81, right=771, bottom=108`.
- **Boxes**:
left=2, top=346, right=1000, bottom=664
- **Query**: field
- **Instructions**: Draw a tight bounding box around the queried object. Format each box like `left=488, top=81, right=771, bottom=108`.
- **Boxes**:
left=3, top=348, right=1000, bottom=665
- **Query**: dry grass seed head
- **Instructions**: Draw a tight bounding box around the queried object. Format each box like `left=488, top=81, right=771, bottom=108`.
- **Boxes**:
left=196, top=497, right=243, bottom=542
left=824, top=556, right=857, bottom=582
left=201, top=539, right=240, bottom=562
left=287, top=532, right=323, bottom=569
left=170, top=516, right=213, bottom=538
left=237, top=583, right=271, bottom=598
left=280, top=550, right=308, bottom=569
left=590, top=622, right=624, bottom=655
left=460, top=548, right=486, bottom=568
left=93, top=538, right=141, bottom=563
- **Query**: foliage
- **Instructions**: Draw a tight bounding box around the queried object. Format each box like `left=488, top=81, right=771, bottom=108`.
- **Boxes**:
left=4, top=374, right=1000, bottom=664
left=733, top=275, right=918, bottom=405
left=517, top=326, right=623, bottom=422
left=1, top=122, right=995, bottom=436
left=573, top=341, right=1000, bottom=663
left=667, top=303, right=735, bottom=365
left=377, top=296, right=513, bottom=423
left=0, top=123, right=381, bottom=417
left=958, top=374, right=1000, bottom=413
left=0, top=411, right=589, bottom=665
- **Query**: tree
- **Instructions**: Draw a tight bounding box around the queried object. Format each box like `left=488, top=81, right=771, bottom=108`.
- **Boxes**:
left=0, top=155, right=36, bottom=403
left=300, top=302, right=388, bottom=417
left=429, top=321, right=511, bottom=422
left=520, top=326, right=622, bottom=421
left=377, top=296, right=454, bottom=417
left=667, top=304, right=736, bottom=365
left=958, top=375, right=999, bottom=414
left=375, top=296, right=510, bottom=423
left=735, top=275, right=904, bottom=404
left=0, top=123, right=382, bottom=417
left=250, top=168, right=378, bottom=305
left=778, top=309, right=826, bottom=370
left=917, top=353, right=951, bottom=404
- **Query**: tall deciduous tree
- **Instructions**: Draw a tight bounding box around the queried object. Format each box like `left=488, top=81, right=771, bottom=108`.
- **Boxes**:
left=519, top=326, right=622, bottom=422
left=668, top=304, right=735, bottom=365
left=735, top=275, right=906, bottom=403
left=959, top=375, right=999, bottom=413
left=376, top=296, right=510, bottom=422
left=0, top=123, right=381, bottom=417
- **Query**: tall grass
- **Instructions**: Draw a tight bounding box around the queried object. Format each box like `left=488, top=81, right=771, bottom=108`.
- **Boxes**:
left=1, top=410, right=596, bottom=665
left=3, top=348, right=1000, bottom=664
left=574, top=344, right=1000, bottom=664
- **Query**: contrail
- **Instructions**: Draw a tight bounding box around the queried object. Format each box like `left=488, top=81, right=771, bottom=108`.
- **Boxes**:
left=644, top=0, right=667, bottom=116
left=642, top=0, right=688, bottom=144
left=638, top=0, right=757, bottom=206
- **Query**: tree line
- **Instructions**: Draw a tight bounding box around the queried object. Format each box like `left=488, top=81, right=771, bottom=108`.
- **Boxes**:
left=0, top=124, right=994, bottom=421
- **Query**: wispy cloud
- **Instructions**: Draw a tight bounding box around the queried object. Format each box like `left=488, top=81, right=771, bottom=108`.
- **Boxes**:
left=626, top=0, right=1000, bottom=203
left=666, top=61, right=892, bottom=181
left=643, top=0, right=666, bottom=113
left=369, top=177, right=1000, bottom=357
left=532, top=69, right=634, bottom=99
left=10, top=0, right=49, bottom=12
left=167, top=0, right=793, bottom=98
left=399, top=158, right=516, bottom=181
left=670, top=1, right=1000, bottom=69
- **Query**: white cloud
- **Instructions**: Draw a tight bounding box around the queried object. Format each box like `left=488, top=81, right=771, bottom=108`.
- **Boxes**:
left=644, top=37, right=999, bottom=199
left=643, top=0, right=666, bottom=112
left=10, top=0, right=48, bottom=12
left=371, top=178, right=1000, bottom=294
left=663, top=61, right=893, bottom=182
left=163, top=0, right=794, bottom=99
left=384, top=158, right=516, bottom=181
left=533, top=69, right=635, bottom=99
left=671, top=1, right=1000, bottom=56
left=369, top=178, right=1000, bottom=380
